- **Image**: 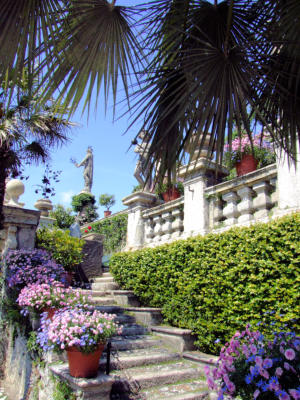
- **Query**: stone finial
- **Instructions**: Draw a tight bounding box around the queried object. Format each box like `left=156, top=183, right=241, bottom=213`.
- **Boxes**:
left=34, top=198, right=53, bottom=217
left=5, top=179, right=25, bottom=208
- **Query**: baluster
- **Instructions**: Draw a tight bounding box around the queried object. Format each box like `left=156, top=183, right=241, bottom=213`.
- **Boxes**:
left=252, top=181, right=272, bottom=220
left=171, top=207, right=184, bottom=238
left=161, top=211, right=172, bottom=242
left=237, top=186, right=255, bottom=224
left=153, top=214, right=163, bottom=242
left=270, top=177, right=278, bottom=208
left=222, top=192, right=240, bottom=226
left=144, top=216, right=154, bottom=244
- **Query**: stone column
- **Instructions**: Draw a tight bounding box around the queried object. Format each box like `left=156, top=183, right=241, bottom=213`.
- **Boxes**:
left=179, top=158, right=228, bottom=237
left=276, top=141, right=300, bottom=212
left=122, top=192, right=158, bottom=250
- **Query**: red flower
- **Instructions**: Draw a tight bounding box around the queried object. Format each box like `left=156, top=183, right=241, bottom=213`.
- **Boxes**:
left=88, top=226, right=92, bottom=230
left=84, top=229, right=88, bottom=233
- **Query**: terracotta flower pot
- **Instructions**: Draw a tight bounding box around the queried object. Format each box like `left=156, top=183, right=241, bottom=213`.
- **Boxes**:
left=41, top=307, right=57, bottom=320
left=162, top=187, right=181, bottom=202
left=104, top=210, right=112, bottom=217
left=235, top=154, right=258, bottom=176
left=66, top=343, right=105, bottom=378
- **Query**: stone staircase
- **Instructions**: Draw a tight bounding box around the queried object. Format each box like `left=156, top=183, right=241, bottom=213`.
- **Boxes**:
left=77, top=271, right=218, bottom=400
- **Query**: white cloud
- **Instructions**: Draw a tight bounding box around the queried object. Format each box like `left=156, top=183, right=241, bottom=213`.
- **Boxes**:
left=60, top=190, right=75, bottom=205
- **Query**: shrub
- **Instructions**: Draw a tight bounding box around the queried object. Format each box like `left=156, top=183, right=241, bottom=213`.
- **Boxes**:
left=89, top=214, right=127, bottom=255
left=36, top=228, right=84, bottom=272
left=71, top=193, right=96, bottom=212
left=5, top=249, right=66, bottom=289
left=49, top=204, right=75, bottom=229
left=110, top=213, right=300, bottom=353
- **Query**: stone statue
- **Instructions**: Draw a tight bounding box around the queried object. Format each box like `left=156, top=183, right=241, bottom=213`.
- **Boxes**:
left=133, top=130, right=152, bottom=191
left=69, top=216, right=81, bottom=238
left=71, top=147, right=94, bottom=193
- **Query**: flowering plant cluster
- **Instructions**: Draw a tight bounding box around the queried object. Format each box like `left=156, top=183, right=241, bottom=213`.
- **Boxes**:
left=37, top=308, right=122, bottom=354
left=205, top=325, right=300, bottom=400
left=224, top=134, right=275, bottom=169
left=84, top=225, right=92, bottom=234
left=17, top=282, right=93, bottom=315
left=5, top=249, right=66, bottom=288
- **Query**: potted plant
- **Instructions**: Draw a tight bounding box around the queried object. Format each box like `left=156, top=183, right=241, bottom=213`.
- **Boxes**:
left=205, top=325, right=300, bottom=400
left=156, top=181, right=184, bottom=202
left=38, top=308, right=122, bottom=378
left=224, top=134, right=275, bottom=177
left=17, top=282, right=93, bottom=321
left=99, top=193, right=115, bottom=217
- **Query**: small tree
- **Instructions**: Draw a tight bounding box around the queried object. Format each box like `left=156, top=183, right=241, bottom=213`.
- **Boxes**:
left=49, top=204, right=75, bottom=229
left=99, top=194, right=115, bottom=211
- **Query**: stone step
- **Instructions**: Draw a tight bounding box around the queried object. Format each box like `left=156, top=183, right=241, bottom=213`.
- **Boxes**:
left=81, top=289, right=109, bottom=297
left=90, top=296, right=116, bottom=305
left=95, top=305, right=124, bottom=314
left=100, top=347, right=180, bottom=370
left=142, top=379, right=209, bottom=400
left=110, top=359, right=206, bottom=391
left=93, top=276, right=115, bottom=283
left=102, top=272, right=113, bottom=278
left=110, top=336, right=163, bottom=351
left=92, top=282, right=119, bottom=291
left=120, top=324, right=148, bottom=337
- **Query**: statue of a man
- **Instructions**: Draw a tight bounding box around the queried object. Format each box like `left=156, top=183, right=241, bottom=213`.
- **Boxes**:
left=133, top=130, right=152, bottom=191
left=73, top=147, right=94, bottom=193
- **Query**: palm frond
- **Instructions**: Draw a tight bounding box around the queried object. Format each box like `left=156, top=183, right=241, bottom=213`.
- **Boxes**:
left=39, top=0, right=143, bottom=116
left=0, top=0, right=64, bottom=99
left=130, top=0, right=258, bottom=180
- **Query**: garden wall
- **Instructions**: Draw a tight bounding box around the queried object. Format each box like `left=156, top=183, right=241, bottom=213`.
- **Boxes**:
left=110, top=213, right=300, bottom=354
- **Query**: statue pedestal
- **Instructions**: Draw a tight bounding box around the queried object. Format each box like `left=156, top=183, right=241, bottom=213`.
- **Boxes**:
left=122, top=191, right=158, bottom=250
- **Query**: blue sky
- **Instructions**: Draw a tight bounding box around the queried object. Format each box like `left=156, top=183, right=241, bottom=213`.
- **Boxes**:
left=21, top=0, right=149, bottom=217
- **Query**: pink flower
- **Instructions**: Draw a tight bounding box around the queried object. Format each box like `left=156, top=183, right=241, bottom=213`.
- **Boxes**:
left=289, top=389, right=300, bottom=400
left=285, top=348, right=296, bottom=361
left=275, top=367, right=283, bottom=377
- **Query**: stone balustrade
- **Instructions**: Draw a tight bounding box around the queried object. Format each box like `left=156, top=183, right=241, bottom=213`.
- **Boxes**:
left=142, top=197, right=184, bottom=246
left=205, top=163, right=278, bottom=232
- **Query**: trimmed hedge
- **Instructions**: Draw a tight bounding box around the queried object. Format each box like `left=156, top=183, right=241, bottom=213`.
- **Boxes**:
left=110, top=213, right=300, bottom=353
left=91, top=214, right=128, bottom=255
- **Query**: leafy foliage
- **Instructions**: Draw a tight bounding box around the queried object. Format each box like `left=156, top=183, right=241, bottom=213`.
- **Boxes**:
left=49, top=205, right=75, bottom=229
left=71, top=193, right=96, bottom=212
left=99, top=194, right=116, bottom=210
left=36, top=228, right=84, bottom=272
left=34, top=165, right=62, bottom=198
left=110, top=213, right=300, bottom=354
left=90, top=214, right=128, bottom=255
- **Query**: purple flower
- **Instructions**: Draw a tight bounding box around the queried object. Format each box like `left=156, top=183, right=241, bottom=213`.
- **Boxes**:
left=285, top=349, right=296, bottom=361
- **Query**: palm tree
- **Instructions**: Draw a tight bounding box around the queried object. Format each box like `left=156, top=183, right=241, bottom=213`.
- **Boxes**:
left=0, top=75, right=73, bottom=229
left=0, top=0, right=299, bottom=182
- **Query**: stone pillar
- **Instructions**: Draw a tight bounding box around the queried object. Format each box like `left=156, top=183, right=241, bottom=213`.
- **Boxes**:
left=222, top=192, right=240, bottom=226
left=1, top=206, right=40, bottom=255
left=122, top=192, right=158, bottom=250
left=179, top=158, right=228, bottom=237
left=276, top=142, right=300, bottom=212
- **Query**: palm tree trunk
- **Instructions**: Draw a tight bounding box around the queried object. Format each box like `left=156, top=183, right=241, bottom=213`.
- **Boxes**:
left=0, top=145, right=10, bottom=230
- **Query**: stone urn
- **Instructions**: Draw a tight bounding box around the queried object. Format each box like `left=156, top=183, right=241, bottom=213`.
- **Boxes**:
left=34, top=198, right=53, bottom=216
left=185, top=132, right=213, bottom=161
left=5, top=179, right=25, bottom=208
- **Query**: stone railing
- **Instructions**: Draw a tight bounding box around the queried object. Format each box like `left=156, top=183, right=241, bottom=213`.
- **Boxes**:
left=205, top=164, right=278, bottom=232
left=142, top=197, right=184, bottom=246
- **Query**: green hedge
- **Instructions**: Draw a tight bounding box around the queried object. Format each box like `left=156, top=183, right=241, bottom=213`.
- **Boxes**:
left=90, top=214, right=128, bottom=255
left=110, top=213, right=300, bottom=353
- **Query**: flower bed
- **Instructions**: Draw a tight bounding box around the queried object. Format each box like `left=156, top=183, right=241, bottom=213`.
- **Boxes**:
left=5, top=249, right=66, bottom=288
left=205, top=324, right=300, bottom=400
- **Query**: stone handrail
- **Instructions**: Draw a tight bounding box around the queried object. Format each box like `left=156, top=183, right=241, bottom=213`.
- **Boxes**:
left=205, top=163, right=278, bottom=231
left=142, top=197, right=184, bottom=246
